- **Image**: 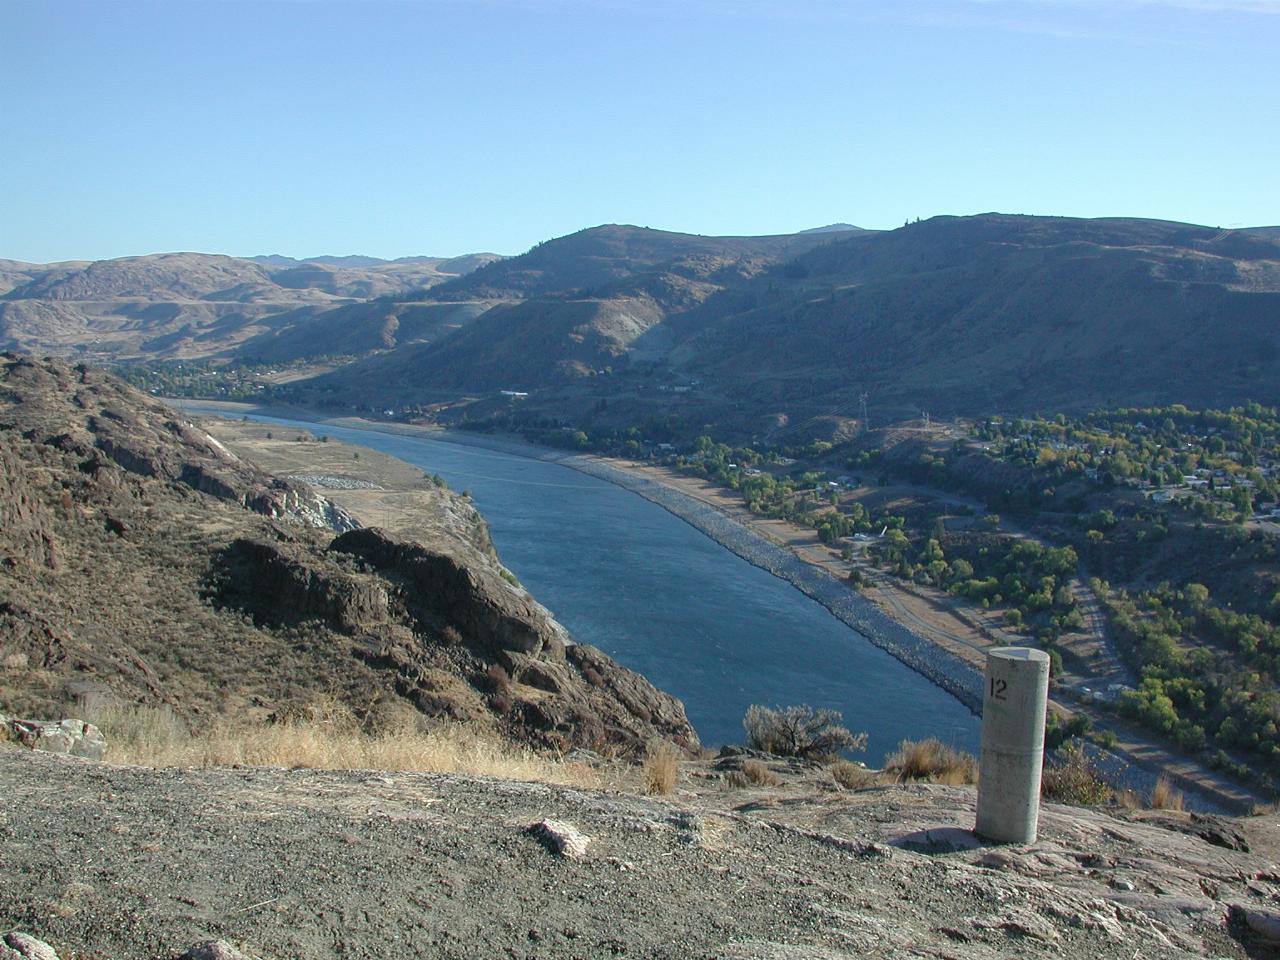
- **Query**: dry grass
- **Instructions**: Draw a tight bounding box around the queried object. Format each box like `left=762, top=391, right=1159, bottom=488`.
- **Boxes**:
left=830, top=759, right=877, bottom=790
left=643, top=740, right=680, bottom=796
left=725, top=758, right=783, bottom=789
left=82, top=699, right=597, bottom=788
left=1040, top=744, right=1114, bottom=806
left=1149, top=775, right=1185, bottom=811
left=884, top=738, right=977, bottom=785
left=1114, top=788, right=1144, bottom=810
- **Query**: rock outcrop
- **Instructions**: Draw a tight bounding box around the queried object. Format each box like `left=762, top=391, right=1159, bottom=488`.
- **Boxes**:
left=0, top=715, right=105, bottom=760
left=0, top=353, right=358, bottom=532
left=208, top=527, right=698, bottom=751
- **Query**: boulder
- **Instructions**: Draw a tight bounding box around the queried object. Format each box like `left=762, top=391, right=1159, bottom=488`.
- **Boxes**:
left=528, top=819, right=592, bottom=859
left=1230, top=904, right=1280, bottom=944
left=2, top=718, right=106, bottom=761
left=1, top=932, right=61, bottom=960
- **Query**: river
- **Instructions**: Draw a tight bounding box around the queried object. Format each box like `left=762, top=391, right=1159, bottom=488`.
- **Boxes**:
left=178, top=404, right=980, bottom=764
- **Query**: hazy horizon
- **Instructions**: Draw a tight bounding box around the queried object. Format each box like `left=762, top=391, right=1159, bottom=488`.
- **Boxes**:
left=7, top=212, right=1280, bottom=267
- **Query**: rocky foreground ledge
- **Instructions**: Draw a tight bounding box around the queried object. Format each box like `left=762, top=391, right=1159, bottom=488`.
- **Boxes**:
left=4, top=749, right=1279, bottom=959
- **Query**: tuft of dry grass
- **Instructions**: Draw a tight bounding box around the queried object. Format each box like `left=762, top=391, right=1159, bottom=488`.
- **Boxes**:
left=1149, top=775, right=1185, bottom=811
left=643, top=740, right=680, bottom=796
left=830, top=759, right=877, bottom=790
left=884, top=738, right=977, bottom=785
left=1114, top=788, right=1144, bottom=810
left=81, top=700, right=597, bottom=788
left=726, top=758, right=783, bottom=789
left=1040, top=744, right=1113, bottom=806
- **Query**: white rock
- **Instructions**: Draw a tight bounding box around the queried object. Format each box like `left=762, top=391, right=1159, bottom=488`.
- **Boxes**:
left=528, top=819, right=591, bottom=859
left=3, top=932, right=62, bottom=960
left=182, top=940, right=258, bottom=960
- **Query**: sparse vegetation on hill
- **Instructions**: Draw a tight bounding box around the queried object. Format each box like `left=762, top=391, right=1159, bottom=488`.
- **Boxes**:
left=0, top=355, right=697, bottom=758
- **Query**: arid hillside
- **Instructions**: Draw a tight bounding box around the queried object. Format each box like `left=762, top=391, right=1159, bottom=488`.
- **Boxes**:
left=0, top=355, right=694, bottom=752
left=302, top=215, right=1280, bottom=436
left=0, top=251, right=499, bottom=360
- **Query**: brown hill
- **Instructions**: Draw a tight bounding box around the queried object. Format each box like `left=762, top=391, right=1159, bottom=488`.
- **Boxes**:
left=304, top=214, right=1280, bottom=435
left=0, top=354, right=696, bottom=753
left=425, top=223, right=865, bottom=301
left=669, top=214, right=1280, bottom=422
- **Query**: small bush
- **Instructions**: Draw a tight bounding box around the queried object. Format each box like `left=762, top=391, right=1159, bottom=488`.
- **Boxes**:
left=830, top=759, right=876, bottom=790
left=742, top=704, right=867, bottom=761
left=1114, top=788, right=1143, bottom=810
left=1150, top=776, right=1185, bottom=811
left=643, top=740, right=679, bottom=796
left=1041, top=743, right=1113, bottom=806
left=485, top=664, right=512, bottom=694
left=726, top=759, right=783, bottom=789
left=884, top=738, right=976, bottom=784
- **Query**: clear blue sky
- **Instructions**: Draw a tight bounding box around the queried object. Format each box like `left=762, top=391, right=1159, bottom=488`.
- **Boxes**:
left=3, top=0, right=1277, bottom=262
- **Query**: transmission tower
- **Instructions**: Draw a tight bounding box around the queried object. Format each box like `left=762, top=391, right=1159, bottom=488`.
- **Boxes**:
left=858, top=393, right=869, bottom=433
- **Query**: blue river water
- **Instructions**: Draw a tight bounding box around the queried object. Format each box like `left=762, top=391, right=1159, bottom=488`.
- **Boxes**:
left=182, top=406, right=980, bottom=763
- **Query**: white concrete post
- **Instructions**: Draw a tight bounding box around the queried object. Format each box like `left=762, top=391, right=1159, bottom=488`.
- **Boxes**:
left=975, top=646, right=1050, bottom=844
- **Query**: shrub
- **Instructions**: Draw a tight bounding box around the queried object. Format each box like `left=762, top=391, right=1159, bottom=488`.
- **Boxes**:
left=884, top=738, right=976, bottom=784
left=742, top=704, right=867, bottom=761
left=830, top=759, right=876, bottom=790
left=1150, top=775, right=1185, bottom=811
left=1041, top=743, right=1113, bottom=806
left=643, top=740, right=680, bottom=796
left=484, top=664, right=511, bottom=695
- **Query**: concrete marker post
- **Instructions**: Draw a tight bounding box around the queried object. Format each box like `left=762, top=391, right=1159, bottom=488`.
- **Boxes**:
left=975, top=646, right=1051, bottom=844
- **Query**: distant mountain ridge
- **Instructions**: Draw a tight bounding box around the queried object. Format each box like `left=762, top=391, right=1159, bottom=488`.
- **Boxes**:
left=798, top=223, right=867, bottom=234
left=301, top=213, right=1280, bottom=435
left=6, top=215, right=1279, bottom=436
left=0, top=250, right=502, bottom=359
left=425, top=223, right=866, bottom=302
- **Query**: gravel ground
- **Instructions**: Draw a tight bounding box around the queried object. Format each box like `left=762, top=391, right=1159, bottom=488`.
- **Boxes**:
left=2, top=748, right=1261, bottom=960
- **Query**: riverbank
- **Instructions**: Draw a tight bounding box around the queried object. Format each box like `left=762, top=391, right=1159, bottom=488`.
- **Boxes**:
left=170, top=401, right=986, bottom=715
left=168, top=401, right=1261, bottom=812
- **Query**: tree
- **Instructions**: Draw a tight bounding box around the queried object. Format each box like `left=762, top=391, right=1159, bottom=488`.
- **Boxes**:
left=742, top=705, right=867, bottom=761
